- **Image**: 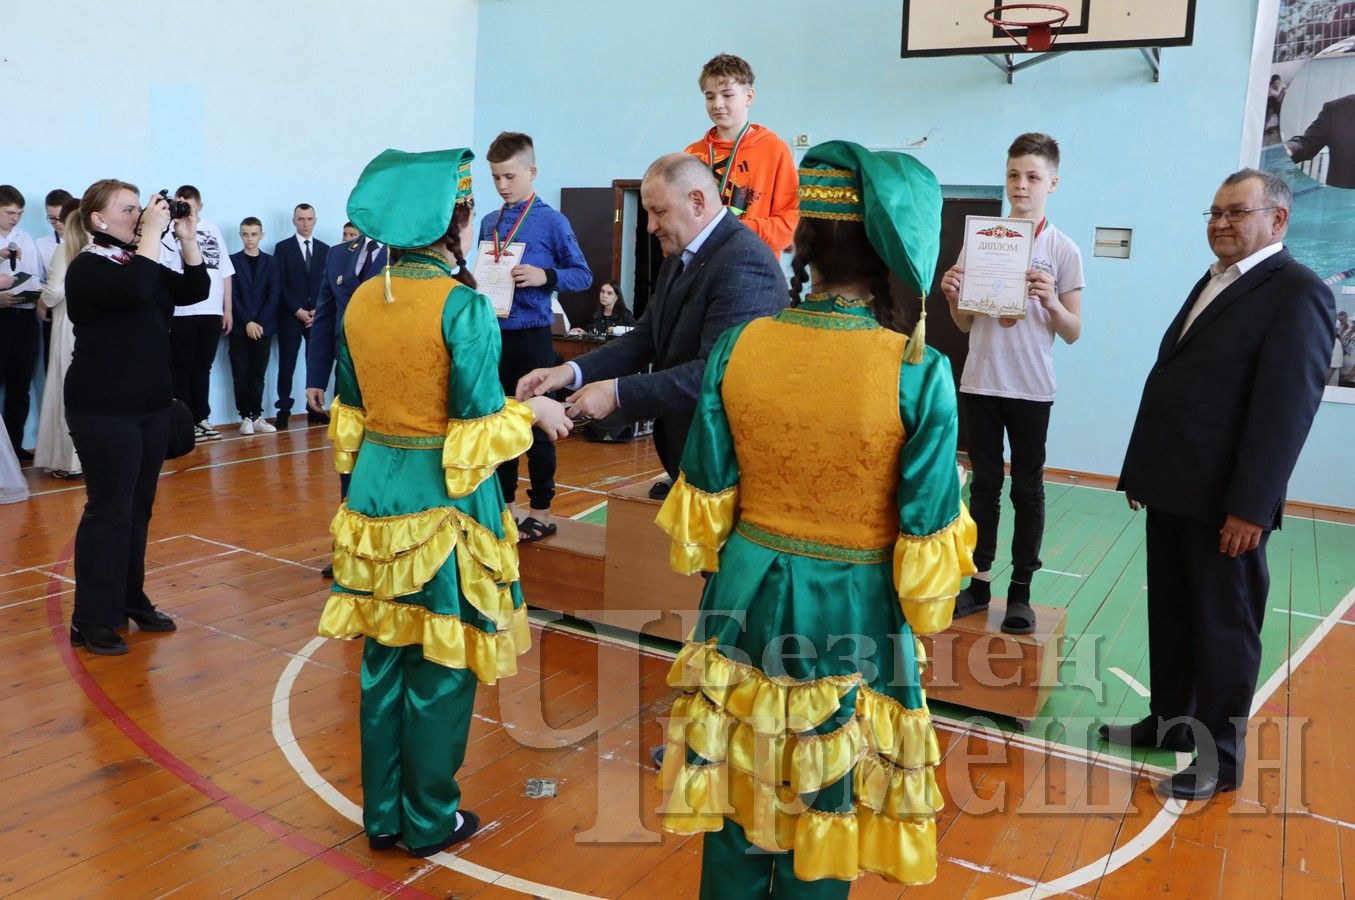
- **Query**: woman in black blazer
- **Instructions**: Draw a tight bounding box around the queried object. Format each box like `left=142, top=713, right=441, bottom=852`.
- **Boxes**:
left=63, top=181, right=209, bottom=655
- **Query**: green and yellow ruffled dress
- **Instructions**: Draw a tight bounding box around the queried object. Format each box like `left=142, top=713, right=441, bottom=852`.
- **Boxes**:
left=317, top=251, right=534, bottom=847
left=656, top=294, right=976, bottom=891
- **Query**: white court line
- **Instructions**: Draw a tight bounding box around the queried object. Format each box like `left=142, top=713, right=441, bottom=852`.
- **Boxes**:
left=1109, top=667, right=1152, bottom=699
left=273, top=637, right=606, bottom=900
left=990, top=584, right=1355, bottom=899
left=569, top=500, right=608, bottom=521
left=1041, top=568, right=1084, bottom=579
left=186, top=535, right=321, bottom=572
left=1273, top=606, right=1355, bottom=625
left=1300, top=810, right=1355, bottom=831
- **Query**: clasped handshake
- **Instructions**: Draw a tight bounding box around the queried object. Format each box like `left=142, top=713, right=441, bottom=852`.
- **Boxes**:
left=515, top=363, right=621, bottom=438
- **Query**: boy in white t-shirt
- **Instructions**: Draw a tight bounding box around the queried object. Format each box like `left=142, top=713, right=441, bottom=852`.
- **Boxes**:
left=940, top=132, right=1085, bottom=635
left=161, top=185, right=234, bottom=441
left=0, top=185, right=46, bottom=459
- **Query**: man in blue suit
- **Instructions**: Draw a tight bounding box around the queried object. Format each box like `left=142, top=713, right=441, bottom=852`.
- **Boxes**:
left=306, top=232, right=386, bottom=579
left=228, top=218, right=283, bottom=434
left=1109, top=169, right=1336, bottom=800
left=272, top=203, right=330, bottom=429
left=305, top=233, right=387, bottom=418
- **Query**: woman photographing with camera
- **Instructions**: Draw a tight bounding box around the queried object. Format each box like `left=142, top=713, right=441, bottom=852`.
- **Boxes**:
left=63, top=181, right=209, bottom=655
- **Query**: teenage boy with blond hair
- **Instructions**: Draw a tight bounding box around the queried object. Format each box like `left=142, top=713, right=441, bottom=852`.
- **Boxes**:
left=683, top=53, right=798, bottom=255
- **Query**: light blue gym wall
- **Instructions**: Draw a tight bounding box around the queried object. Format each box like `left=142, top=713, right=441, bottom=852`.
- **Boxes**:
left=8, top=0, right=479, bottom=443
left=472, top=0, right=1353, bottom=511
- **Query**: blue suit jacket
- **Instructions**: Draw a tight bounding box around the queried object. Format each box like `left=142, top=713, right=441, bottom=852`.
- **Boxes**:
left=228, top=250, right=282, bottom=337
left=1119, top=248, right=1336, bottom=530
left=306, top=238, right=388, bottom=389
left=273, top=234, right=330, bottom=319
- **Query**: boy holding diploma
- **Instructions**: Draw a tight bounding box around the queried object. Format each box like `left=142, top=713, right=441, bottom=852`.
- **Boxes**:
left=477, top=132, right=592, bottom=542
left=939, top=132, right=1084, bottom=634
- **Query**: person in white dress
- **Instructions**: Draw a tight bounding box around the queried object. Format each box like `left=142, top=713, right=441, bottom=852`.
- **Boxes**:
left=35, top=199, right=84, bottom=477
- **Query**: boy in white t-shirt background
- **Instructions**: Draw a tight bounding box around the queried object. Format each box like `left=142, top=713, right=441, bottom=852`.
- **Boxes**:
left=161, top=185, right=234, bottom=442
left=940, top=132, right=1085, bottom=635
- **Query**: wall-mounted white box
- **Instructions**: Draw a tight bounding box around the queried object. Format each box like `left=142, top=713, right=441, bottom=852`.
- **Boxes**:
left=1093, top=227, right=1133, bottom=259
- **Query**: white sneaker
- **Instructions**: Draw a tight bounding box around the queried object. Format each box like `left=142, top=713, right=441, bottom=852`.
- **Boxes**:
left=239, top=417, right=254, bottom=435
left=197, top=419, right=222, bottom=441
left=252, top=416, right=276, bottom=434
left=194, top=424, right=210, bottom=443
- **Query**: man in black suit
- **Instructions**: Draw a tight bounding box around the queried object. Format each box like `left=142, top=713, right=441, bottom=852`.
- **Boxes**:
left=1284, top=93, right=1355, bottom=189
left=272, top=203, right=330, bottom=428
left=1107, top=169, right=1336, bottom=800
left=516, top=153, right=786, bottom=477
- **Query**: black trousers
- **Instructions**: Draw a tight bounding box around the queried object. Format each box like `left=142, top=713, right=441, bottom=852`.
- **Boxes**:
left=0, top=307, right=40, bottom=452
left=67, top=407, right=170, bottom=629
left=964, top=392, right=1052, bottom=583
left=170, top=314, right=222, bottom=424
left=228, top=333, right=272, bottom=419
left=1145, top=508, right=1270, bottom=778
left=275, top=312, right=310, bottom=413
left=496, top=326, right=556, bottom=510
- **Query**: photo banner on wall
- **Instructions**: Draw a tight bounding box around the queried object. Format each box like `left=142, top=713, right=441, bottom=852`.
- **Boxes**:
left=1247, top=0, right=1355, bottom=404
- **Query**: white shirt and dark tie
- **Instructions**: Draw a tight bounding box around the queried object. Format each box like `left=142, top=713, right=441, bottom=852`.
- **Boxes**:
left=565, top=208, right=728, bottom=397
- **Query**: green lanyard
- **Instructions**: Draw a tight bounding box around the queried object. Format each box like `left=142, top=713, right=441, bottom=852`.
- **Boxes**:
left=493, top=193, right=537, bottom=262
left=707, top=122, right=751, bottom=200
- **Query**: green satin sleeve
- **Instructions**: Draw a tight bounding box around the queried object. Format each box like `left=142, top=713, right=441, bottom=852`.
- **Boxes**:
left=328, top=323, right=366, bottom=474
left=443, top=285, right=507, bottom=419
left=440, top=285, right=534, bottom=498
left=892, top=347, right=976, bottom=633
left=656, top=322, right=750, bottom=574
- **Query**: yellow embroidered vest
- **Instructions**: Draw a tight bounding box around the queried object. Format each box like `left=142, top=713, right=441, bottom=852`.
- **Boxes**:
left=343, top=272, right=461, bottom=437
left=722, top=309, right=907, bottom=552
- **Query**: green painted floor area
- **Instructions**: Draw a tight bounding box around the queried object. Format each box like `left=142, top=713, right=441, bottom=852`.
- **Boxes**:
left=571, top=483, right=1355, bottom=764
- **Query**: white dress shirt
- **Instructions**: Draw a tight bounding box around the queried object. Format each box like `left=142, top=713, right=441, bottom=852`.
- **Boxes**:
left=1179, top=242, right=1283, bottom=338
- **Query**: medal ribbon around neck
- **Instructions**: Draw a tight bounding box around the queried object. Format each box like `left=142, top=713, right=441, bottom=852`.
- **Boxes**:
left=1034, top=217, right=1047, bottom=238
left=493, top=192, right=537, bottom=263
left=707, top=121, right=751, bottom=201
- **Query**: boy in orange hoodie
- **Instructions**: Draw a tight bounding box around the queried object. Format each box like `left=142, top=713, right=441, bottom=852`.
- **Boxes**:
left=683, top=54, right=799, bottom=255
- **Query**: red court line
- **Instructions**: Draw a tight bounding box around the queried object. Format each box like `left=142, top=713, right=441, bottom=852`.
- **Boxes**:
left=43, top=537, right=432, bottom=899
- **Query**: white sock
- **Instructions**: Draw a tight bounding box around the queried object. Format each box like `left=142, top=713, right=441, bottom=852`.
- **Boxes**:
left=454, top=811, right=463, bottom=830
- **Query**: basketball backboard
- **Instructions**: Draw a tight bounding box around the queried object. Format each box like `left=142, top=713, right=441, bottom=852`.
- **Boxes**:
left=901, top=0, right=1196, bottom=58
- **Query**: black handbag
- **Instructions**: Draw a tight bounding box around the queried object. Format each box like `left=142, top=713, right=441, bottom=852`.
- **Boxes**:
left=165, top=399, right=196, bottom=460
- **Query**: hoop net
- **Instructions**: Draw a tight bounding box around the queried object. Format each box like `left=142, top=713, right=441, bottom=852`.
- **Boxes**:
left=984, top=4, right=1070, bottom=53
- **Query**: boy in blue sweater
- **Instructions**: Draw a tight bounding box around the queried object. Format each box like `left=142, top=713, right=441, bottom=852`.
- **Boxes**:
left=479, top=131, right=592, bottom=540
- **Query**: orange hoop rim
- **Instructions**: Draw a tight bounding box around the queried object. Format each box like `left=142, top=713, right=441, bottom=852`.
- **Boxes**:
left=984, top=3, right=1071, bottom=52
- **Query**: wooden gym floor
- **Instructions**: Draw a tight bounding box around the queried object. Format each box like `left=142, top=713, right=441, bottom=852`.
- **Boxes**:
left=2, top=424, right=1353, bottom=898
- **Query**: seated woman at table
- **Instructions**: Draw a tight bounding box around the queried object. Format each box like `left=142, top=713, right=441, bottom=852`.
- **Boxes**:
left=568, top=280, right=633, bottom=335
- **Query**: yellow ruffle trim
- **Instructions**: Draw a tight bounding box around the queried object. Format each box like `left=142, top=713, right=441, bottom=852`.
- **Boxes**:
left=331, top=504, right=519, bottom=624
left=328, top=399, right=367, bottom=474
left=892, top=505, right=977, bottom=635
left=655, top=473, right=739, bottom=575
left=658, top=641, right=942, bottom=883
left=660, top=763, right=939, bottom=885
left=317, top=594, right=530, bottom=684
left=442, top=399, right=535, bottom=498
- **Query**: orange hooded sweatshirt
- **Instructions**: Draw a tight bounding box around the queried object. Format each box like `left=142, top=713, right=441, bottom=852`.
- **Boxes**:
left=684, top=123, right=799, bottom=255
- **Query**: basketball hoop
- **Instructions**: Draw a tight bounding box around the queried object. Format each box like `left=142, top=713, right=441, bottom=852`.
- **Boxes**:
left=984, top=4, right=1070, bottom=53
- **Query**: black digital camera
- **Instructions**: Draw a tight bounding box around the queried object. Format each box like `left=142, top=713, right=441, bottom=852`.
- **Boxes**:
left=159, top=190, right=193, bottom=219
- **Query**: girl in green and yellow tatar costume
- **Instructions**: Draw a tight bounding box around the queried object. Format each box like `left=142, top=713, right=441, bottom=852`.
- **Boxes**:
left=655, top=141, right=976, bottom=896
left=316, top=148, right=572, bottom=858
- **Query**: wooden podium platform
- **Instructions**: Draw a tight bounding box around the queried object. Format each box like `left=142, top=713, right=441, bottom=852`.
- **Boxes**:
left=520, top=485, right=1064, bottom=725
left=918, top=601, right=1065, bottom=729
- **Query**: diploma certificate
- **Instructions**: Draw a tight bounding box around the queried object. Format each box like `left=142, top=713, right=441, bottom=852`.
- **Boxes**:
left=473, top=240, right=527, bottom=318
left=958, top=216, right=1036, bottom=319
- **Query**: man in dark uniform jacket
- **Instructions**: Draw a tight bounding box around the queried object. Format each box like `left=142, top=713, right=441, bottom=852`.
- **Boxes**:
left=513, top=153, right=786, bottom=477
left=1108, top=169, right=1336, bottom=800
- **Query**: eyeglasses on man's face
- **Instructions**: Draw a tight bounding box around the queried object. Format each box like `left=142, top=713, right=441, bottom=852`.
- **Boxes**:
left=1203, top=206, right=1279, bottom=223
